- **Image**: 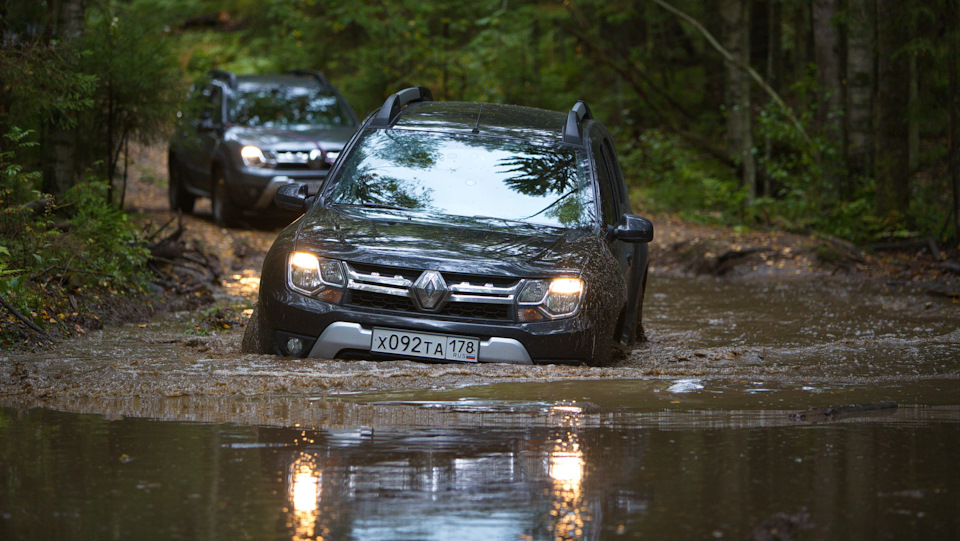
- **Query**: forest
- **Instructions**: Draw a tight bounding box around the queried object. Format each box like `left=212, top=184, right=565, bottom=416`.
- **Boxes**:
left=1, top=0, right=959, bottom=338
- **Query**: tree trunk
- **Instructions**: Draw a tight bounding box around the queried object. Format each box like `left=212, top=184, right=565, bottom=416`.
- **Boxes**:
left=950, top=5, right=960, bottom=241
left=845, top=0, right=875, bottom=181
left=766, top=0, right=783, bottom=97
left=812, top=0, right=843, bottom=196
left=720, top=0, right=756, bottom=199
left=812, top=0, right=842, bottom=130
left=703, top=0, right=726, bottom=115
left=763, top=0, right=782, bottom=197
left=42, top=0, right=86, bottom=200
left=791, top=3, right=812, bottom=115
left=874, top=0, right=911, bottom=217
left=908, top=51, right=919, bottom=172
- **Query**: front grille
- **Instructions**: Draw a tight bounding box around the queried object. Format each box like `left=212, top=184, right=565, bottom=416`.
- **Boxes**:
left=273, top=150, right=333, bottom=171
left=348, top=289, right=417, bottom=312
left=441, top=302, right=512, bottom=320
left=342, top=262, right=520, bottom=322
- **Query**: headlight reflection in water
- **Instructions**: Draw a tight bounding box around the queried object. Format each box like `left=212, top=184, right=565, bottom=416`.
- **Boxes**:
left=288, top=452, right=321, bottom=540
left=547, top=404, right=590, bottom=540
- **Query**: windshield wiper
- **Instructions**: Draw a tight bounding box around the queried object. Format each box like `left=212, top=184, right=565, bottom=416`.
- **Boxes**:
left=471, top=215, right=525, bottom=227
left=337, top=202, right=409, bottom=211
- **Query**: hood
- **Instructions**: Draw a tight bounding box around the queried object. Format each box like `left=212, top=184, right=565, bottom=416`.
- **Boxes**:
left=293, top=205, right=600, bottom=277
left=226, top=126, right=356, bottom=152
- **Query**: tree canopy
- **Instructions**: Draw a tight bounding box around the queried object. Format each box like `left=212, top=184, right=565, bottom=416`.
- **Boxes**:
left=1, top=0, right=958, bottom=242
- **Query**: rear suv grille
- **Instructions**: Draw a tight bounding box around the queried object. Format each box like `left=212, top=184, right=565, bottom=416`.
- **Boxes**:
left=343, top=262, right=520, bottom=322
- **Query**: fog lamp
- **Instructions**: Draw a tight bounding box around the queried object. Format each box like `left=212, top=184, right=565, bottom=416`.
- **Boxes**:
left=286, top=337, right=304, bottom=356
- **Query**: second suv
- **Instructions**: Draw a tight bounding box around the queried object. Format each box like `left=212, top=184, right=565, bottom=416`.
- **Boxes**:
left=168, top=69, right=358, bottom=226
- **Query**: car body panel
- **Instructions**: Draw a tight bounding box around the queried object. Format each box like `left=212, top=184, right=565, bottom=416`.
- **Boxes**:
left=292, top=206, right=593, bottom=276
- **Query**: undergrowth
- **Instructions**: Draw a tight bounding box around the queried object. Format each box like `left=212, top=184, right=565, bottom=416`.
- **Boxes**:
left=0, top=128, right=153, bottom=348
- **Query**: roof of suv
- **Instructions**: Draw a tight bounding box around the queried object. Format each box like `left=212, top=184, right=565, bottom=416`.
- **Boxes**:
left=232, top=74, right=327, bottom=92
left=390, top=101, right=570, bottom=145
left=367, top=87, right=595, bottom=147
left=207, top=69, right=333, bottom=93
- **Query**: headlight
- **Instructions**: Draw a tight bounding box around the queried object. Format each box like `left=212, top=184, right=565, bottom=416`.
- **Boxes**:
left=241, top=145, right=274, bottom=168
left=288, top=252, right=345, bottom=303
left=518, top=277, right=584, bottom=321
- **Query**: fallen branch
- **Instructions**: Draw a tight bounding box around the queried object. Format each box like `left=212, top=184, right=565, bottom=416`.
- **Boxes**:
left=0, top=292, right=56, bottom=345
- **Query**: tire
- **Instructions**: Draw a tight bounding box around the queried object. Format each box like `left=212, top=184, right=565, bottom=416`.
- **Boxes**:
left=168, top=156, right=196, bottom=214
left=212, top=171, right=241, bottom=228
left=241, top=305, right=268, bottom=353
left=616, top=263, right=649, bottom=346
left=631, top=267, right=648, bottom=344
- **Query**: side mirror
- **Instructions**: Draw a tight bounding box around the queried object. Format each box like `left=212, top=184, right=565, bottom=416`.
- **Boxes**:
left=196, top=111, right=221, bottom=132
left=198, top=117, right=218, bottom=132
left=275, top=183, right=312, bottom=212
left=613, top=214, right=654, bottom=243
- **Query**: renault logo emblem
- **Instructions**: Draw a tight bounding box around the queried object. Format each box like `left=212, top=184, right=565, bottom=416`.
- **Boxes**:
left=413, top=270, right=447, bottom=310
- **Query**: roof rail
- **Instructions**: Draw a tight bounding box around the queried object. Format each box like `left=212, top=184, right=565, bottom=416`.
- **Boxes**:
left=288, top=69, right=330, bottom=88
left=369, top=86, right=433, bottom=128
left=562, top=99, right=592, bottom=145
left=208, top=69, right=237, bottom=90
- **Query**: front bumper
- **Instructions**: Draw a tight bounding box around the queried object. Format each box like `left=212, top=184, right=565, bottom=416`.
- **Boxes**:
left=263, top=290, right=602, bottom=365
left=310, top=322, right=533, bottom=364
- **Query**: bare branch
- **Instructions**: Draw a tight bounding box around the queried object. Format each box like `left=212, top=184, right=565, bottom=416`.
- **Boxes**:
left=649, top=0, right=813, bottom=147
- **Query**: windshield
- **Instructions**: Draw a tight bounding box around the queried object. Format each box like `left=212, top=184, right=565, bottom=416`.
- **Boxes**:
left=229, top=87, right=353, bottom=128
left=327, top=130, right=597, bottom=228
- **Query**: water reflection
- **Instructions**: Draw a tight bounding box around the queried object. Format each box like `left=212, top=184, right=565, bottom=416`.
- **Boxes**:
left=288, top=453, right=321, bottom=539
left=546, top=404, right=589, bottom=540
left=3, top=403, right=960, bottom=540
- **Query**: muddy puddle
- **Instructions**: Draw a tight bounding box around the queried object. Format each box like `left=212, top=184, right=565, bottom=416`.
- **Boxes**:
left=2, top=272, right=959, bottom=539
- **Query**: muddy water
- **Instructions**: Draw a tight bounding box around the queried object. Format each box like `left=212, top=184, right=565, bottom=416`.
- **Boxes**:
left=2, top=273, right=960, bottom=539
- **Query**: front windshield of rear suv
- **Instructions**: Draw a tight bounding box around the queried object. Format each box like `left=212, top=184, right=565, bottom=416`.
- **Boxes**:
left=328, top=130, right=596, bottom=228
left=229, top=86, right=353, bottom=128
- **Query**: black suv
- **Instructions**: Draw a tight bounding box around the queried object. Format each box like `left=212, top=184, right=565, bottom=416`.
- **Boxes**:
left=242, top=87, right=653, bottom=366
left=168, top=69, right=358, bottom=226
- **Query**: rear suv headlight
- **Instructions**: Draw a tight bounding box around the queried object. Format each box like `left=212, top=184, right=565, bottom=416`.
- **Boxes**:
left=241, top=145, right=276, bottom=168
left=517, top=277, right=584, bottom=321
left=288, top=252, right=345, bottom=303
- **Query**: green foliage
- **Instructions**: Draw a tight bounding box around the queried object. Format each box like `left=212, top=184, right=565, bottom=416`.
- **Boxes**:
left=0, top=41, right=97, bottom=136
left=620, top=129, right=743, bottom=222
left=0, top=129, right=151, bottom=330
left=751, top=93, right=886, bottom=243
left=79, top=4, right=185, bottom=191
left=61, top=182, right=152, bottom=286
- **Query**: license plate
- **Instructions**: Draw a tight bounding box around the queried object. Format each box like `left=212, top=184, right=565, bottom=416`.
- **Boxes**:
left=370, top=328, right=480, bottom=362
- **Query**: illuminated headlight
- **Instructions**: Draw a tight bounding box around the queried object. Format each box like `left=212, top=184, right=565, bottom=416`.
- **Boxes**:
left=288, top=252, right=345, bottom=303
left=241, top=145, right=275, bottom=168
left=517, top=277, right=584, bottom=321
left=325, top=151, right=339, bottom=164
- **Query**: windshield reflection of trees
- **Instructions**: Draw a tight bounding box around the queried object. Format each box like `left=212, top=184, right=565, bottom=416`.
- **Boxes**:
left=497, top=153, right=590, bottom=226
left=333, top=132, right=437, bottom=209
left=333, top=132, right=593, bottom=227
